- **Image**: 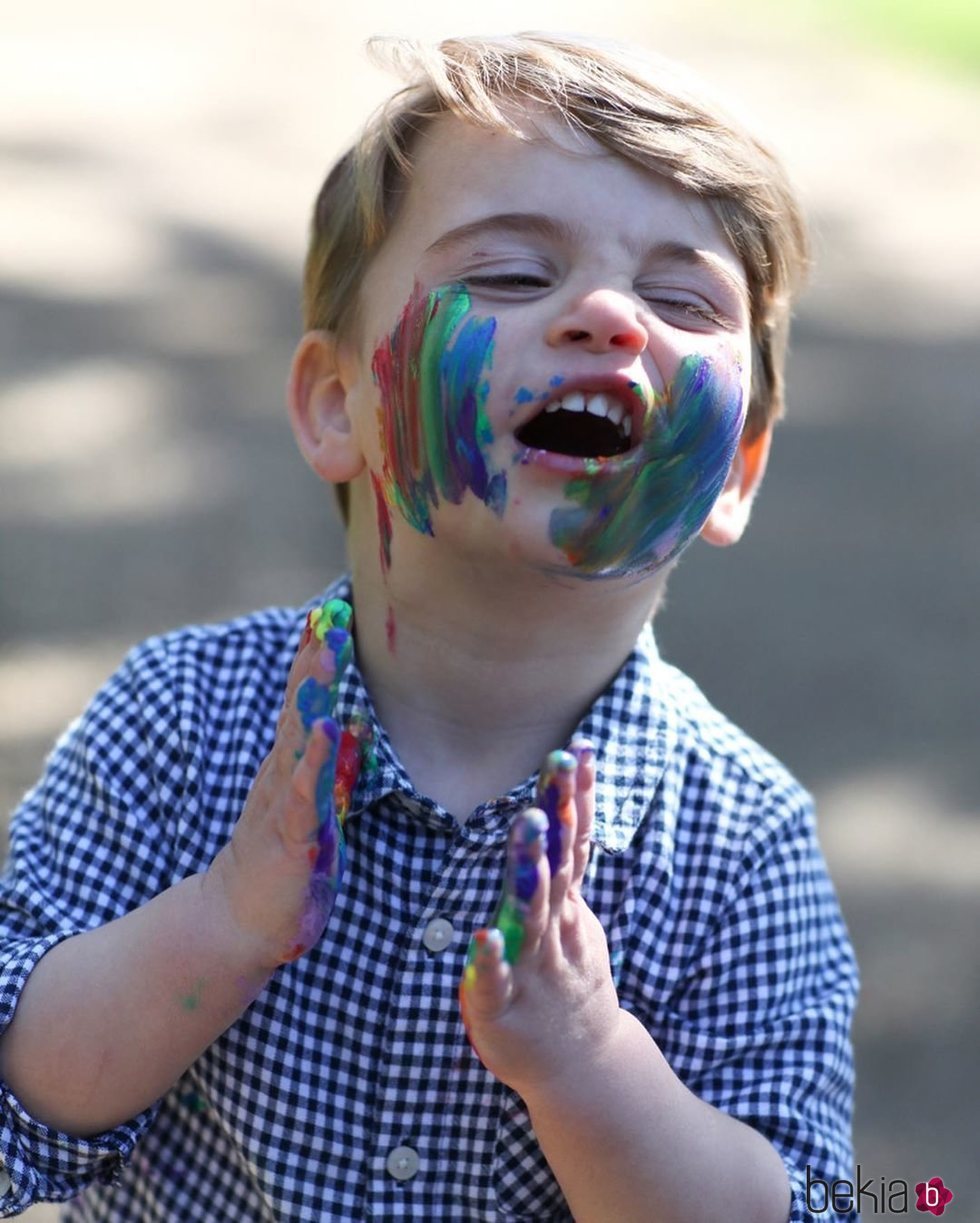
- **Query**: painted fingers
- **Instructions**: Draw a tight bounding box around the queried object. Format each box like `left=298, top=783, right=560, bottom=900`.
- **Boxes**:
left=462, top=737, right=596, bottom=1007
left=568, top=736, right=596, bottom=888
left=493, top=807, right=550, bottom=966
left=460, top=810, right=546, bottom=1024
left=278, top=598, right=363, bottom=962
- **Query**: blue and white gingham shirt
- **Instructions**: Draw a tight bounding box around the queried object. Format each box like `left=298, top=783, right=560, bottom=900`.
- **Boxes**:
left=0, top=574, right=858, bottom=1221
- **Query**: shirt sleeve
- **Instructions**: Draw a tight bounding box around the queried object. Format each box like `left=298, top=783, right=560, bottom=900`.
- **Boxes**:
left=0, top=641, right=186, bottom=1213
left=655, top=786, right=859, bottom=1223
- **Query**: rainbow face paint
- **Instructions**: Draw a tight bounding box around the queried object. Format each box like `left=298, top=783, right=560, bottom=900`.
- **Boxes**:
left=529, top=352, right=745, bottom=579
left=371, top=283, right=508, bottom=540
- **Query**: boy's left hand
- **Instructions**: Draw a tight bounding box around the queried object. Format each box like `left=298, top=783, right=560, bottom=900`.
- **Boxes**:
left=458, top=740, right=622, bottom=1097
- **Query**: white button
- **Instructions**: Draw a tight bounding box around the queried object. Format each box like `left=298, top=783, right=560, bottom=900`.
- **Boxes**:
left=421, top=918, right=455, bottom=954
left=0, top=1164, right=10, bottom=1196
left=386, top=1145, right=420, bottom=1181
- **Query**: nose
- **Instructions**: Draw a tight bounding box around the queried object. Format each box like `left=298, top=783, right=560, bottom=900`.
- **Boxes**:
left=546, top=289, right=647, bottom=355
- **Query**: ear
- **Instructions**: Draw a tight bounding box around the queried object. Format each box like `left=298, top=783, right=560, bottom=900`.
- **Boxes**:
left=699, top=424, right=772, bottom=548
left=286, top=330, right=366, bottom=484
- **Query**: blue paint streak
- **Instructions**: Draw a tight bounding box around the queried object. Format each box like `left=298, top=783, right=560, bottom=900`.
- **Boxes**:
left=438, top=312, right=503, bottom=512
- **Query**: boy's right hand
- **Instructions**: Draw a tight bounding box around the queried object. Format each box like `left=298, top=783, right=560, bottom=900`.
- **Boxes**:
left=204, top=601, right=358, bottom=974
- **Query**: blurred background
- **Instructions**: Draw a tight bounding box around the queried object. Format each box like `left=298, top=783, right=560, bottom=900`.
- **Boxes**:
left=2, top=0, right=977, bottom=1218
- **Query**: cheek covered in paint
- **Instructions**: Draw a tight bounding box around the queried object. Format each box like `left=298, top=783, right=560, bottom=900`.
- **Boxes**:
left=549, top=351, right=747, bottom=579
left=370, top=283, right=508, bottom=549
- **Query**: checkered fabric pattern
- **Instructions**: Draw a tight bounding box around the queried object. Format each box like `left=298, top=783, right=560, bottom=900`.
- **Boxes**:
left=0, top=574, right=857, bottom=1221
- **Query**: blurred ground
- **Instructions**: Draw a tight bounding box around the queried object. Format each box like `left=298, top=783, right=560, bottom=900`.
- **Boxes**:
left=2, top=1, right=978, bottom=1219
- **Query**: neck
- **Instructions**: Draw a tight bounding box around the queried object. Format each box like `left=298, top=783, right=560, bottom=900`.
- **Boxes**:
left=346, top=515, right=666, bottom=817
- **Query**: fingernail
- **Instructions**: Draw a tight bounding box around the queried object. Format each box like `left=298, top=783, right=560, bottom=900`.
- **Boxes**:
left=546, top=748, right=577, bottom=775
left=537, top=750, right=577, bottom=803
left=569, top=736, right=595, bottom=764
left=536, top=755, right=574, bottom=874
left=476, top=927, right=505, bottom=960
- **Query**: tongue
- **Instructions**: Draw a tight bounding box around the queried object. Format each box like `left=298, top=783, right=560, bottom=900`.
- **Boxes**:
left=516, top=407, right=628, bottom=458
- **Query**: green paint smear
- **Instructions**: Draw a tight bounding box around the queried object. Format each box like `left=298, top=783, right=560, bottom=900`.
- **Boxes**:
left=492, top=894, right=527, bottom=965
left=549, top=352, right=744, bottom=578
left=178, top=978, right=207, bottom=1012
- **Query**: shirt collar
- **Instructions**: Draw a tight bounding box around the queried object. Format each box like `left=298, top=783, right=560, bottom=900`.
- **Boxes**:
left=571, top=619, right=671, bottom=854
left=310, top=575, right=672, bottom=854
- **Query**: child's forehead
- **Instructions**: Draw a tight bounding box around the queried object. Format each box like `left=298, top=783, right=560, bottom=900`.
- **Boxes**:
left=400, top=112, right=739, bottom=266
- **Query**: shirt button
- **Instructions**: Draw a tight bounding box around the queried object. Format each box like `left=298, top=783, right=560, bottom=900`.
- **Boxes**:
left=386, top=1145, right=420, bottom=1181
left=421, top=917, right=455, bottom=954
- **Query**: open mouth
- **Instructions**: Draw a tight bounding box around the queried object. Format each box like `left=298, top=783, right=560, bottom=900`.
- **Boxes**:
left=514, top=391, right=635, bottom=459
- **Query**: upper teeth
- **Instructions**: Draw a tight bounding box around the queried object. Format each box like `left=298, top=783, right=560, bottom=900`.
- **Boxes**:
left=544, top=392, right=632, bottom=436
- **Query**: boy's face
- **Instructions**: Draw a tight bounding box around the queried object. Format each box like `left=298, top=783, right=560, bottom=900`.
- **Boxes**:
left=337, top=112, right=753, bottom=581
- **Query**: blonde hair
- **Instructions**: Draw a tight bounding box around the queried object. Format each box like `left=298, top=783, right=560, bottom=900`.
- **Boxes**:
left=303, top=33, right=809, bottom=524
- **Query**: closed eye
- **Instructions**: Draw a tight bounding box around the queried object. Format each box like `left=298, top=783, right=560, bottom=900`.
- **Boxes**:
left=642, top=295, right=732, bottom=329
left=464, top=273, right=551, bottom=290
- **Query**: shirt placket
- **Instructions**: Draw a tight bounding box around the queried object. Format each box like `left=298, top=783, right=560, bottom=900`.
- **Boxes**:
left=364, top=805, right=514, bottom=1220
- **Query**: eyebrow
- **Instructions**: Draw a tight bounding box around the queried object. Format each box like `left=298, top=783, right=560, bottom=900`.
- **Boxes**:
left=424, top=212, right=747, bottom=298
left=424, top=212, right=581, bottom=255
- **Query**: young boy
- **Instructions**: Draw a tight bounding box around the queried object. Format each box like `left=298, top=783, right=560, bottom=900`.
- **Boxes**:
left=0, top=33, right=858, bottom=1222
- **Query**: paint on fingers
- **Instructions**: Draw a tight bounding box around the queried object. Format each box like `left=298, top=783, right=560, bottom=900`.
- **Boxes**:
left=297, top=675, right=331, bottom=733
left=308, top=718, right=345, bottom=892
left=535, top=750, right=577, bottom=874
left=334, top=724, right=364, bottom=827
left=313, top=719, right=341, bottom=829
left=309, top=597, right=353, bottom=642
left=296, top=604, right=352, bottom=732
left=490, top=807, right=548, bottom=965
left=462, top=926, right=505, bottom=993
left=296, top=635, right=350, bottom=722
left=279, top=598, right=373, bottom=966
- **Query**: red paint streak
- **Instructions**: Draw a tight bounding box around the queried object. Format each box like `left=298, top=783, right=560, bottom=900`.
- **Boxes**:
left=372, top=285, right=430, bottom=508
left=370, top=470, right=393, bottom=574
left=283, top=943, right=306, bottom=963
left=385, top=605, right=397, bottom=655
left=333, top=727, right=364, bottom=826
